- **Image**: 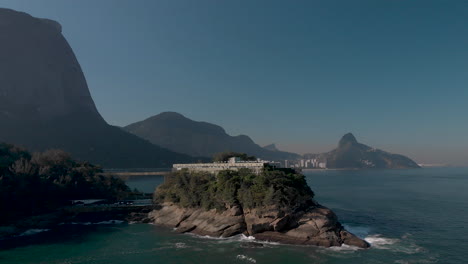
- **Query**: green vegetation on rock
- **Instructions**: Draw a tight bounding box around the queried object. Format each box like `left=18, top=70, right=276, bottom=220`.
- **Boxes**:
left=0, top=143, right=133, bottom=225
left=154, top=168, right=315, bottom=211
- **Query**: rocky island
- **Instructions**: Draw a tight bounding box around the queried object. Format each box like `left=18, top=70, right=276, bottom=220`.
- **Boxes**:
left=149, top=168, right=370, bottom=248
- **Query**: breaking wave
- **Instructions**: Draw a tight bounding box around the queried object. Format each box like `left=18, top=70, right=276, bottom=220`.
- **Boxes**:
left=364, top=234, right=424, bottom=254
left=18, top=229, right=50, bottom=237
left=188, top=233, right=280, bottom=246
left=342, top=224, right=424, bottom=255
left=175, top=242, right=188, bottom=249
left=364, top=234, right=399, bottom=248
left=236, top=254, right=257, bottom=263
left=60, top=220, right=125, bottom=225
left=327, top=244, right=361, bottom=252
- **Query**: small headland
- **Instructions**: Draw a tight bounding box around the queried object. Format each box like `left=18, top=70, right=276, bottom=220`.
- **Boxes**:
left=0, top=143, right=153, bottom=240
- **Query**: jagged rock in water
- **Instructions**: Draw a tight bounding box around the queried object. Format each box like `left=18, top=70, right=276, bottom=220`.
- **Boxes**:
left=0, top=8, right=194, bottom=168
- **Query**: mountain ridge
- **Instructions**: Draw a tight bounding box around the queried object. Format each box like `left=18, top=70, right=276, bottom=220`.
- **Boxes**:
left=124, top=112, right=300, bottom=161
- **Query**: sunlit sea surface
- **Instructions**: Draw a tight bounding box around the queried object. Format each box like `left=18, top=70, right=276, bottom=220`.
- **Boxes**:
left=1, top=168, right=467, bottom=264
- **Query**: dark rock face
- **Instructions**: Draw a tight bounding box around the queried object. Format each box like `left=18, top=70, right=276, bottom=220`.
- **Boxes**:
left=304, top=133, right=420, bottom=169
left=149, top=203, right=370, bottom=248
left=338, top=133, right=358, bottom=147
left=124, top=112, right=300, bottom=161
left=0, top=8, right=194, bottom=168
left=0, top=8, right=101, bottom=122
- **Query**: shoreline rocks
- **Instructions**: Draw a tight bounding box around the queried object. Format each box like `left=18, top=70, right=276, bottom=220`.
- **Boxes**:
left=149, top=202, right=370, bottom=248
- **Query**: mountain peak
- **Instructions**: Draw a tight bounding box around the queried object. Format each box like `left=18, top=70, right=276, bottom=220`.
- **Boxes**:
left=263, top=144, right=279, bottom=152
left=339, top=133, right=358, bottom=147
left=153, top=112, right=187, bottom=120
left=124, top=113, right=300, bottom=160
left=318, top=132, right=421, bottom=169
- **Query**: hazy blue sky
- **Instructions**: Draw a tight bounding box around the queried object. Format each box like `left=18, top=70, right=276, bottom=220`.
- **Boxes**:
left=1, top=0, right=467, bottom=165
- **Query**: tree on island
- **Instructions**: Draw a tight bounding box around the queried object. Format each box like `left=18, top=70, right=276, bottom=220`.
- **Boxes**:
left=212, top=152, right=257, bottom=162
left=155, top=167, right=315, bottom=211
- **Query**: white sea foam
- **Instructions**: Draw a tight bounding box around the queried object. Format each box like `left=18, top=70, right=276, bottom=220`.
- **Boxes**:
left=238, top=234, right=256, bottom=241
left=189, top=233, right=254, bottom=242
left=63, top=220, right=125, bottom=225
left=327, top=244, right=361, bottom=252
left=175, top=242, right=188, bottom=248
left=365, top=234, right=399, bottom=248
left=236, top=254, right=257, bottom=263
left=364, top=234, right=424, bottom=254
left=18, top=229, right=50, bottom=236
left=187, top=233, right=280, bottom=247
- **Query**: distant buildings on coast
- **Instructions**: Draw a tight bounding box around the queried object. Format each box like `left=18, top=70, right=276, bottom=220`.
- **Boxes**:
left=173, top=157, right=281, bottom=174
left=284, top=159, right=327, bottom=169
left=173, top=157, right=326, bottom=174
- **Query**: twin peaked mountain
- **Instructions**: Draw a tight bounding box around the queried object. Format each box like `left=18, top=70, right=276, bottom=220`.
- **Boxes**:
left=0, top=8, right=419, bottom=169
left=304, top=133, right=420, bottom=169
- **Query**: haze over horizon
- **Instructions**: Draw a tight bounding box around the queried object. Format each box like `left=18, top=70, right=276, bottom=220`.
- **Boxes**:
left=1, top=0, right=467, bottom=166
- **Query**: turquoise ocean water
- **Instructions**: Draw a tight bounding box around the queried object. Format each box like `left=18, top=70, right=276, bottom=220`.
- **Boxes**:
left=1, top=168, right=467, bottom=264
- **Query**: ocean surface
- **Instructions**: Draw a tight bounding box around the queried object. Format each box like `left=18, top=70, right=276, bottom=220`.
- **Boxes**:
left=1, top=168, right=467, bottom=264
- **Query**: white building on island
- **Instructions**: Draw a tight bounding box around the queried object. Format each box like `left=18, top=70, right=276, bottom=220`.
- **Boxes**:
left=173, top=157, right=280, bottom=174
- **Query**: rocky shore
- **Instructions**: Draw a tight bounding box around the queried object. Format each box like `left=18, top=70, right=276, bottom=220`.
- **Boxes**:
left=149, top=202, right=369, bottom=248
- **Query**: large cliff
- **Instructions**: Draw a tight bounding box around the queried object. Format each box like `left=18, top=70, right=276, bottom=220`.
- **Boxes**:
left=149, top=169, right=369, bottom=248
left=124, top=112, right=300, bottom=161
left=0, top=8, right=194, bottom=168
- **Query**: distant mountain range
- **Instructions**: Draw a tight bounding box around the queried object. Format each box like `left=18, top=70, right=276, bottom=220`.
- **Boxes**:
left=0, top=8, right=422, bottom=170
left=0, top=8, right=195, bottom=168
left=304, top=133, right=420, bottom=169
left=124, top=112, right=300, bottom=161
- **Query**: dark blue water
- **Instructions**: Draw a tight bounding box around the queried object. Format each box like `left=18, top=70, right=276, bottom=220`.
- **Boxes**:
left=1, top=168, right=467, bottom=264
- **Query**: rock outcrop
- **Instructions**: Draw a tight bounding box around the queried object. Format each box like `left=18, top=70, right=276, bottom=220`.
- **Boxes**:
left=304, top=133, right=420, bottom=169
left=149, top=203, right=370, bottom=248
left=0, top=8, right=100, bottom=122
left=124, top=112, right=301, bottom=161
left=0, top=8, right=196, bottom=168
